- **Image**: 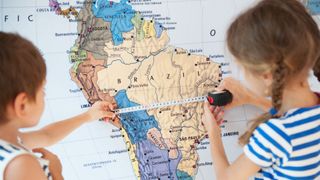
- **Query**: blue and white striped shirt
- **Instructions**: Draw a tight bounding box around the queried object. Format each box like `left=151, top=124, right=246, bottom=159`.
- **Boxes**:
left=244, top=105, right=320, bottom=180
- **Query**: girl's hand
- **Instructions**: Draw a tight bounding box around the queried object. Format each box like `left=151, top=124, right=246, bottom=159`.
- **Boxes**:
left=217, top=77, right=255, bottom=110
left=86, top=101, right=116, bottom=122
left=217, top=77, right=271, bottom=111
left=202, top=102, right=224, bottom=133
left=33, top=148, right=64, bottom=180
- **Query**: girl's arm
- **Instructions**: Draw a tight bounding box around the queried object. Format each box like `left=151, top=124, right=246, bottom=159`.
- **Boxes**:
left=202, top=102, right=260, bottom=179
left=20, top=101, right=115, bottom=149
left=218, top=77, right=271, bottom=111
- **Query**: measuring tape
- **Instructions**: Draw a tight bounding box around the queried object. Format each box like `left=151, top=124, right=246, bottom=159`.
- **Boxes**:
left=112, top=90, right=233, bottom=115
left=114, top=96, right=207, bottom=114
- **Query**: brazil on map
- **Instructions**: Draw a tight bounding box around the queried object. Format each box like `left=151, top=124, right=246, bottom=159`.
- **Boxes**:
left=1, top=0, right=320, bottom=180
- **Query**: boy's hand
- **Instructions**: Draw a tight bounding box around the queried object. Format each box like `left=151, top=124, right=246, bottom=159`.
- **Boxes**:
left=86, top=101, right=116, bottom=122
left=201, top=102, right=224, bottom=133
left=32, top=148, right=63, bottom=180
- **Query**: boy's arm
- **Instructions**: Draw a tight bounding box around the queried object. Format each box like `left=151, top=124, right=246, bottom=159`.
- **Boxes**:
left=20, top=101, right=115, bottom=149
left=20, top=112, right=90, bottom=149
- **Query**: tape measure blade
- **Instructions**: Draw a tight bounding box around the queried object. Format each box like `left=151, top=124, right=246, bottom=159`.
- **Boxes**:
left=114, top=96, right=206, bottom=114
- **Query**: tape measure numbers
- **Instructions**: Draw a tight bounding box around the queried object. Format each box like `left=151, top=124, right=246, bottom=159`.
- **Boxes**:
left=113, top=90, right=233, bottom=115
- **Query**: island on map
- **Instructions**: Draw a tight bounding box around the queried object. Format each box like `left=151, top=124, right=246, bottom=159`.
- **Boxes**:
left=49, top=0, right=79, bottom=18
left=50, top=0, right=222, bottom=179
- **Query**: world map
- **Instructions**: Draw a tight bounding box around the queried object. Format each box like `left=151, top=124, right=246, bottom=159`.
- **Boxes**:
left=1, top=0, right=320, bottom=179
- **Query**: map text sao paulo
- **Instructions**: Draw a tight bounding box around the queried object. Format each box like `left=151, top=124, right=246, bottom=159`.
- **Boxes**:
left=49, top=0, right=222, bottom=179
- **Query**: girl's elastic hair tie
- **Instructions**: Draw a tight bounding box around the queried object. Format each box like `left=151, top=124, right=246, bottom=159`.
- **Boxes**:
left=269, top=107, right=278, bottom=116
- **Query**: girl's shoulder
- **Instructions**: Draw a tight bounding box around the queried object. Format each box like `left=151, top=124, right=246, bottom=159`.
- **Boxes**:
left=244, top=105, right=320, bottom=174
left=247, top=105, right=320, bottom=160
left=275, top=104, right=320, bottom=129
left=244, top=105, right=320, bottom=167
left=259, top=104, right=320, bottom=140
left=282, top=104, right=320, bottom=120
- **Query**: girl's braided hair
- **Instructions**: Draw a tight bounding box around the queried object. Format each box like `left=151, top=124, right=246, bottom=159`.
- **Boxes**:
left=226, top=0, right=320, bottom=145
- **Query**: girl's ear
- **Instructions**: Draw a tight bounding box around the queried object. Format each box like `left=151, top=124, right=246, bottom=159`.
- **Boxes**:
left=261, top=71, right=273, bottom=89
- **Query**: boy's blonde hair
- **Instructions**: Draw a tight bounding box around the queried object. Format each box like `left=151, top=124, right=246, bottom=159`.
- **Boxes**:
left=227, top=0, right=320, bottom=145
left=0, top=32, right=46, bottom=122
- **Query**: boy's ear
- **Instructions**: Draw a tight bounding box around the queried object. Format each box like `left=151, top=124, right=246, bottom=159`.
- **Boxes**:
left=13, top=93, right=29, bottom=118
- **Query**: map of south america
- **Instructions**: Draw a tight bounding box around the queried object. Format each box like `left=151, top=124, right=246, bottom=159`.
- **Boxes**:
left=50, top=0, right=221, bottom=179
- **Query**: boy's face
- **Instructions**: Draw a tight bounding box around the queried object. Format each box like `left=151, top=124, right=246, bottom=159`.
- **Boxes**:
left=21, top=81, right=46, bottom=128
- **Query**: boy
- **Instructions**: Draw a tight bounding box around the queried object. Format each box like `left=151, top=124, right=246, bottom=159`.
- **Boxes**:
left=0, top=32, right=115, bottom=179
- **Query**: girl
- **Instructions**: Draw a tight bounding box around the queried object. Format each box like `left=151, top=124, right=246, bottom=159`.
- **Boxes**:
left=0, top=32, right=115, bottom=180
left=202, top=0, right=320, bottom=179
